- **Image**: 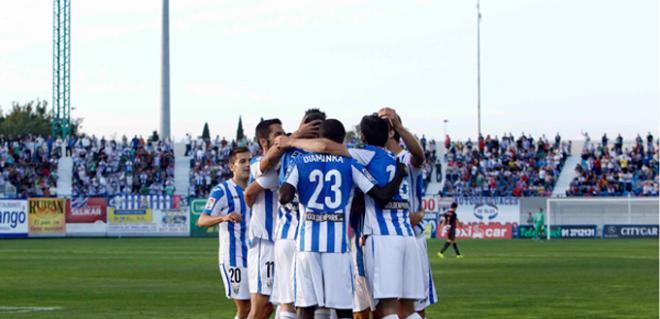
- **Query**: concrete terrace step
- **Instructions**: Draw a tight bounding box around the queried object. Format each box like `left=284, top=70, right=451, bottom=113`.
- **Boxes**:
left=57, top=157, right=73, bottom=196
left=173, top=142, right=190, bottom=196
left=552, top=155, right=581, bottom=197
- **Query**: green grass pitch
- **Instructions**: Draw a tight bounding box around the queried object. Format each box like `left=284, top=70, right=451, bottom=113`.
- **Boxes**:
left=0, top=238, right=657, bottom=318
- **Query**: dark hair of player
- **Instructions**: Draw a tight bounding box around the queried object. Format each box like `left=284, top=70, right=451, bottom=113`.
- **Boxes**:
left=255, top=118, right=282, bottom=142
left=360, top=114, right=390, bottom=147
left=229, top=146, right=250, bottom=163
left=320, top=119, right=346, bottom=144
left=451, top=202, right=458, bottom=209
left=303, top=108, right=327, bottom=123
left=304, top=108, right=326, bottom=118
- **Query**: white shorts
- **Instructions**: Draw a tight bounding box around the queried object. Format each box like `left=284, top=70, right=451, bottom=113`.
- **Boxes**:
left=219, top=263, right=250, bottom=300
left=248, top=238, right=275, bottom=295
left=414, top=235, right=438, bottom=311
left=294, top=251, right=353, bottom=310
left=271, top=239, right=296, bottom=304
left=365, top=235, right=425, bottom=301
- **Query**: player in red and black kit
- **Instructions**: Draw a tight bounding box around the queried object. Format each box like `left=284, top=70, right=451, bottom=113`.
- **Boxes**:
left=437, top=202, right=463, bottom=258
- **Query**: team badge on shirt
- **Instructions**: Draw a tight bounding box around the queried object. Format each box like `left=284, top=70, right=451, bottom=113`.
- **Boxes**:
left=204, top=197, right=216, bottom=210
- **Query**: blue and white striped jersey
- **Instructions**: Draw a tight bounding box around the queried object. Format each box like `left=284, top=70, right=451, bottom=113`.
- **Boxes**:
left=349, top=145, right=414, bottom=237
left=275, top=148, right=306, bottom=241
left=397, top=150, right=426, bottom=237
left=204, top=180, right=249, bottom=268
left=284, top=153, right=374, bottom=253
left=248, top=156, right=279, bottom=242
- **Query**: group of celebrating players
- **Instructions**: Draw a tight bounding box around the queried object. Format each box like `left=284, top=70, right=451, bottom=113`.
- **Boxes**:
left=197, top=108, right=441, bottom=319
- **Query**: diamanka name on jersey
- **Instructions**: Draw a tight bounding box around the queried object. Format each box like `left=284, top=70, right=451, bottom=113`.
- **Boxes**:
left=302, top=154, right=345, bottom=164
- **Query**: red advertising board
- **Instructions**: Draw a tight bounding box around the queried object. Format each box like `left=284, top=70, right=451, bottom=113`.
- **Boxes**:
left=438, top=222, right=513, bottom=239
left=66, top=197, right=107, bottom=223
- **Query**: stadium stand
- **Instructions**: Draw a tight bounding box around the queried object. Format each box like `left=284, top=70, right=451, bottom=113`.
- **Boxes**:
left=1, top=132, right=656, bottom=199
left=0, top=136, right=61, bottom=198
left=71, top=135, right=176, bottom=196
left=566, top=133, right=659, bottom=197
left=441, top=134, right=569, bottom=197
left=187, top=136, right=260, bottom=198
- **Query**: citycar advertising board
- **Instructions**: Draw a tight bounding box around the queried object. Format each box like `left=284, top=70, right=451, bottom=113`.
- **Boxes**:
left=65, top=197, right=107, bottom=236
left=28, top=198, right=66, bottom=237
left=0, top=200, right=28, bottom=238
left=602, top=225, right=659, bottom=239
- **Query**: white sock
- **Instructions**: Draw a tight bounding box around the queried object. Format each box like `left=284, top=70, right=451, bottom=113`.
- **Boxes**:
left=383, top=315, right=399, bottom=319
left=234, top=317, right=240, bottom=319
left=280, top=311, right=297, bottom=319
left=406, top=314, right=423, bottom=319
left=314, top=308, right=331, bottom=319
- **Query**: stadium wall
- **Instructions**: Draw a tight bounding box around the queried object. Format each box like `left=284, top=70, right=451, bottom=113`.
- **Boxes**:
left=0, top=195, right=657, bottom=239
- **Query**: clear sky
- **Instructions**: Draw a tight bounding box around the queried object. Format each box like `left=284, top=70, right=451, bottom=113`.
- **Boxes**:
left=1, top=0, right=658, bottom=141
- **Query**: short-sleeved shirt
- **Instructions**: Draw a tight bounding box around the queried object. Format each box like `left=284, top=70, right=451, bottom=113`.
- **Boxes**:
left=349, top=145, right=413, bottom=237
left=204, top=180, right=249, bottom=267
left=275, top=148, right=306, bottom=240
left=285, top=153, right=374, bottom=253
left=248, top=156, right=279, bottom=242
left=397, top=150, right=425, bottom=236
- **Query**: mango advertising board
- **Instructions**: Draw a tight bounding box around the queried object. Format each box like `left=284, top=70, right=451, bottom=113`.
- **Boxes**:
left=0, top=200, right=28, bottom=238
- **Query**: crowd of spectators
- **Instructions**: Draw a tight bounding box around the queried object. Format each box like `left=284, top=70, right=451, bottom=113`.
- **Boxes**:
left=441, top=133, right=569, bottom=197
left=71, top=135, right=175, bottom=196
left=567, top=133, right=659, bottom=196
left=3, top=130, right=658, bottom=200
left=186, top=134, right=259, bottom=198
left=421, top=137, right=442, bottom=185
left=0, top=136, right=61, bottom=198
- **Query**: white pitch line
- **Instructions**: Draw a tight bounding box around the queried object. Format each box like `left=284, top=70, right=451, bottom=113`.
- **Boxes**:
left=0, top=306, right=62, bottom=314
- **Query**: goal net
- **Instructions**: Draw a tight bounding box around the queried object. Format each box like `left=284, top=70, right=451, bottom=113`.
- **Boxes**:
left=546, top=197, right=659, bottom=240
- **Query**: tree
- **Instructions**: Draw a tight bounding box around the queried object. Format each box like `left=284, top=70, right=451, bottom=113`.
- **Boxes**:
left=345, top=124, right=361, bottom=143
left=201, top=122, right=210, bottom=141
left=0, top=100, right=52, bottom=138
left=0, top=99, right=83, bottom=139
left=236, top=116, right=244, bottom=142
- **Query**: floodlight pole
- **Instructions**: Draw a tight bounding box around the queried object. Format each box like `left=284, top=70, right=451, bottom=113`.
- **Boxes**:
left=160, top=0, right=171, bottom=140
left=476, top=0, right=482, bottom=137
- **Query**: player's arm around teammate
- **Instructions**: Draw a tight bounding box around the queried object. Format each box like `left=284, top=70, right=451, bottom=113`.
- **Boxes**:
left=245, top=119, right=287, bottom=319
left=276, top=136, right=351, bottom=157
left=279, top=159, right=407, bottom=208
left=258, top=119, right=322, bottom=173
